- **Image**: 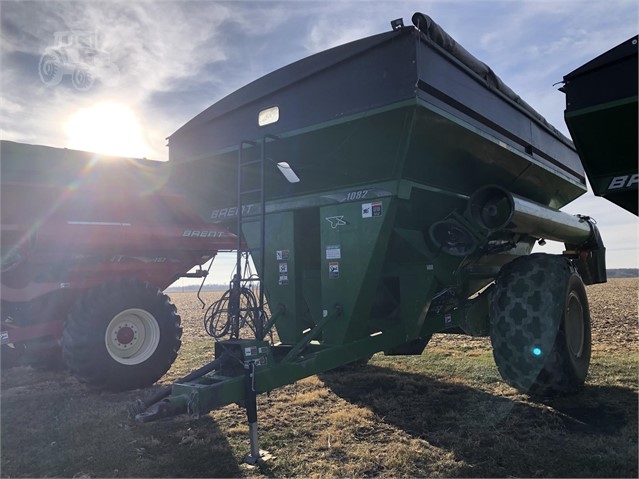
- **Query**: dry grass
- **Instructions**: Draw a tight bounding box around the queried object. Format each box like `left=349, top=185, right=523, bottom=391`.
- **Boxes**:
left=1, top=279, right=637, bottom=478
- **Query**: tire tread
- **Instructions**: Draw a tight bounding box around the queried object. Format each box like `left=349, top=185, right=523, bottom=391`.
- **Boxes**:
left=62, top=279, right=182, bottom=391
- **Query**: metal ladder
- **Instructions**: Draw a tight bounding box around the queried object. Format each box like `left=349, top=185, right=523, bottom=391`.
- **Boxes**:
left=231, top=140, right=261, bottom=339
left=234, top=136, right=277, bottom=464
left=233, top=135, right=279, bottom=338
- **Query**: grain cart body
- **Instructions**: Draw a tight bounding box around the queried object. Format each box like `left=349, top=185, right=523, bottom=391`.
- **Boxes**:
left=137, top=14, right=605, bottom=425
left=561, top=35, right=638, bottom=215
left=1, top=140, right=237, bottom=390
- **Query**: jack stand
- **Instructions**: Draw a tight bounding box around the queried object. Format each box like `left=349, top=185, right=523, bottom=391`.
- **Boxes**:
left=243, top=362, right=272, bottom=465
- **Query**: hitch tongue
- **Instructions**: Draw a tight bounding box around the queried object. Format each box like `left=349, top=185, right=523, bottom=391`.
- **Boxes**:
left=127, top=357, right=223, bottom=422
left=134, top=398, right=187, bottom=423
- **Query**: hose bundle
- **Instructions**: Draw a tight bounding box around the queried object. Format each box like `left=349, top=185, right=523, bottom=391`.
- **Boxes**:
left=203, top=285, right=268, bottom=340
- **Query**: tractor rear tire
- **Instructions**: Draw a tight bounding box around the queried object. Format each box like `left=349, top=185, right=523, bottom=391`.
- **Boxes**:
left=62, top=279, right=182, bottom=391
left=490, top=253, right=591, bottom=397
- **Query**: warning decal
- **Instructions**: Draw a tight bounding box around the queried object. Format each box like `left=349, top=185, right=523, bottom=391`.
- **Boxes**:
left=276, top=249, right=289, bottom=260
left=362, top=202, right=383, bottom=218
left=328, top=262, right=340, bottom=279
left=326, top=245, right=341, bottom=260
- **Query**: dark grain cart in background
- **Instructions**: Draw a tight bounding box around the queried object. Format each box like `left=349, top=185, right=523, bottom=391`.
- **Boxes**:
left=561, top=35, right=638, bottom=215
left=1, top=141, right=237, bottom=390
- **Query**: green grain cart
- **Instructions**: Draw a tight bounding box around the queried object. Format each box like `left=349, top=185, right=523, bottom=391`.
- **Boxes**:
left=134, top=14, right=607, bottom=462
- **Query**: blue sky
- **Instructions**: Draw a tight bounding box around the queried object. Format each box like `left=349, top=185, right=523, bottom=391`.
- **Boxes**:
left=1, top=0, right=637, bottom=284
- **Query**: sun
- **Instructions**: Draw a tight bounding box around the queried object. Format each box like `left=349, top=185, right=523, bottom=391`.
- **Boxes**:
left=64, top=102, right=151, bottom=158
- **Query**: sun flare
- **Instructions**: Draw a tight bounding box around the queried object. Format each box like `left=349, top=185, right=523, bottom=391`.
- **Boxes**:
left=64, top=102, right=151, bottom=158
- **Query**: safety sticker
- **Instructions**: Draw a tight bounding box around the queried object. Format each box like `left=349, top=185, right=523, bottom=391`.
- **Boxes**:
left=244, top=357, right=267, bottom=367
left=279, top=274, right=289, bottom=286
left=362, top=201, right=383, bottom=218
left=326, top=245, right=341, bottom=260
left=0, top=331, right=8, bottom=345
left=279, top=262, right=288, bottom=273
left=276, top=249, right=289, bottom=260
left=328, top=262, right=340, bottom=279
left=244, top=346, right=258, bottom=357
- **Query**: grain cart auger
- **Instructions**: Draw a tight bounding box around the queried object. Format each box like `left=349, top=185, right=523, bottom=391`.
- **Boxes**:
left=132, top=13, right=606, bottom=462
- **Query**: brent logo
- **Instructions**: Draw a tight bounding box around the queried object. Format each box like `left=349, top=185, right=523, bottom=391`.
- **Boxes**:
left=608, top=174, right=638, bottom=190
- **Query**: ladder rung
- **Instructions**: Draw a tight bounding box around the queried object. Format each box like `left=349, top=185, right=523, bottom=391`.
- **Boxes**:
left=240, top=189, right=262, bottom=195
left=239, top=217, right=263, bottom=224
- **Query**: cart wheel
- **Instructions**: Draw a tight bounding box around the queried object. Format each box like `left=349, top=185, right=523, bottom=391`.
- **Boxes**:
left=62, top=279, right=182, bottom=391
left=490, top=253, right=591, bottom=396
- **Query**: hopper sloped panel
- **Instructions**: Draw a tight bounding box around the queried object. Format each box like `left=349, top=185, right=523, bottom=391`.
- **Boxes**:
left=168, top=18, right=586, bottom=222
left=168, top=29, right=415, bottom=160
left=0, top=140, right=200, bottom=226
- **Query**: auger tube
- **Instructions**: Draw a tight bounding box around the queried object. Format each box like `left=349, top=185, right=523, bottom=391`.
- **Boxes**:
left=468, top=185, right=593, bottom=244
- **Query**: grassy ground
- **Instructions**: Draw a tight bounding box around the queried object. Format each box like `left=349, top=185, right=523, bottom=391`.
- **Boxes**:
left=1, top=279, right=637, bottom=478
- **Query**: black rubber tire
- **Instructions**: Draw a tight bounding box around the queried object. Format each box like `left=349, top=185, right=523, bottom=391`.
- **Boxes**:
left=1, top=344, right=25, bottom=369
left=62, top=279, right=182, bottom=391
left=3, top=291, right=68, bottom=370
left=27, top=342, right=64, bottom=371
left=490, top=253, right=591, bottom=397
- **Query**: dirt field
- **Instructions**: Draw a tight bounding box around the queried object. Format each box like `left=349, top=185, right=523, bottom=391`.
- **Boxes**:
left=1, top=278, right=637, bottom=478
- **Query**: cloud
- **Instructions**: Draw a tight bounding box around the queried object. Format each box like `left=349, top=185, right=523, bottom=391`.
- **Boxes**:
left=0, top=96, right=24, bottom=115
left=304, top=14, right=379, bottom=53
left=1, top=1, right=336, bottom=157
left=1, top=1, right=239, bottom=158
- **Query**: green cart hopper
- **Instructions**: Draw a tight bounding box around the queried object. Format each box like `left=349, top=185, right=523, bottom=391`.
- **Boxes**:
left=134, top=13, right=606, bottom=462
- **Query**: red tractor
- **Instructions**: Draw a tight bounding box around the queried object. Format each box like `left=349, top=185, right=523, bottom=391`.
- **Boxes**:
left=1, top=140, right=236, bottom=390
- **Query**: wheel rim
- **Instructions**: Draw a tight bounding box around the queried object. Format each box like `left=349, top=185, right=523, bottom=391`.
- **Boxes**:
left=565, top=291, right=585, bottom=358
left=105, top=308, right=160, bottom=365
